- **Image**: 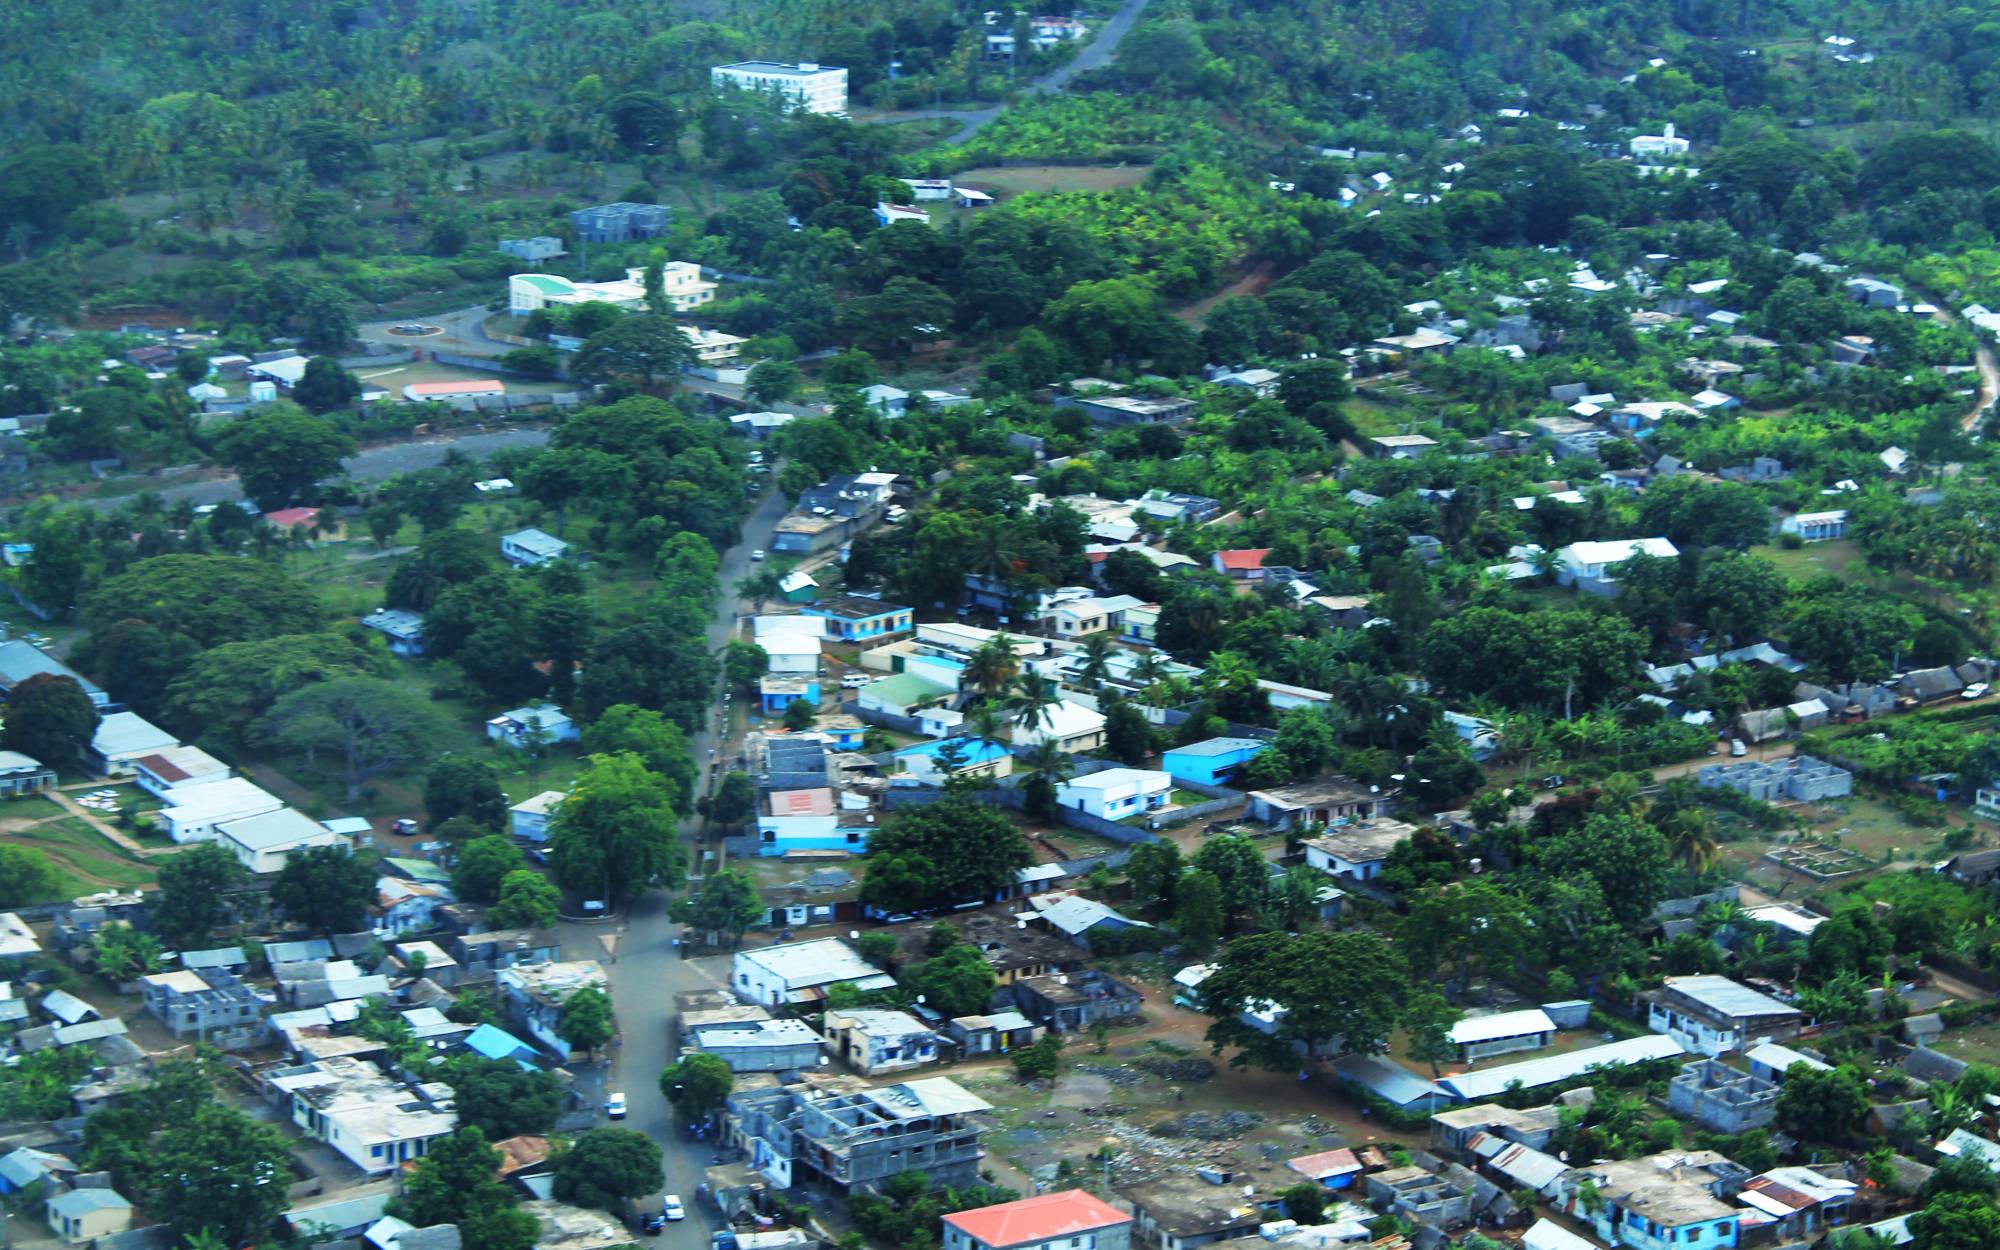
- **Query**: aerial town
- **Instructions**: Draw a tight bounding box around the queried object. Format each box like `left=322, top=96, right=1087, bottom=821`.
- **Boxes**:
left=1, top=3, right=1999, bottom=1250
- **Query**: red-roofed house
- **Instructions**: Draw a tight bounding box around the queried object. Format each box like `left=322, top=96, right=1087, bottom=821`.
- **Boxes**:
left=943, top=1190, right=1132, bottom=1250
left=263, top=507, right=323, bottom=530
left=1287, top=1147, right=1363, bottom=1190
left=403, top=379, right=506, bottom=406
left=1211, top=548, right=1272, bottom=580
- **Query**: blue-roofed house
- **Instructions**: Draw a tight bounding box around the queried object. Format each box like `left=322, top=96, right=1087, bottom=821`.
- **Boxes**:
left=1162, top=738, right=1269, bottom=787
left=804, top=595, right=914, bottom=642
left=462, top=1023, right=541, bottom=1069
left=0, top=1146, right=72, bottom=1194
left=893, top=737, right=1013, bottom=786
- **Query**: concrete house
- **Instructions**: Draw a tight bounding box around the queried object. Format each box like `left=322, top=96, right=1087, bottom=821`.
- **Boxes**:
left=687, top=1017, right=826, bottom=1073
left=277, top=1056, right=456, bottom=1174
left=160, top=777, right=285, bottom=843
left=1244, top=777, right=1392, bottom=831
left=1302, top=820, right=1419, bottom=883
left=1568, top=1152, right=1745, bottom=1250
left=1369, top=434, right=1440, bottom=459
left=728, top=1073, right=991, bottom=1193
left=711, top=62, right=849, bottom=115
left=216, top=807, right=349, bottom=873
left=568, top=202, right=669, bottom=244
left=47, top=1189, right=134, bottom=1245
left=498, top=960, right=608, bottom=1061
left=804, top=596, right=913, bottom=642
left=130, top=745, right=231, bottom=798
left=894, top=737, right=1012, bottom=786
left=86, top=711, right=178, bottom=775
left=1555, top=538, right=1681, bottom=594
left=0, top=751, right=55, bottom=797
left=943, top=1190, right=1132, bottom=1250
left=732, top=938, right=895, bottom=1009
left=1668, top=1059, right=1779, bottom=1133
left=500, top=528, right=569, bottom=567
left=509, top=791, right=566, bottom=842
left=362, top=609, right=427, bottom=657
left=486, top=704, right=577, bottom=748
left=1010, top=701, right=1106, bottom=753
left=141, top=967, right=265, bottom=1048
left=1120, top=1173, right=1276, bottom=1250
left=1162, top=738, right=1267, bottom=787
left=1646, top=975, right=1802, bottom=1057
left=1054, top=768, right=1170, bottom=821
left=1006, top=970, right=1143, bottom=1032
left=1781, top=510, right=1848, bottom=542
left=1449, top=1008, right=1557, bottom=1061
left=822, top=1008, right=944, bottom=1075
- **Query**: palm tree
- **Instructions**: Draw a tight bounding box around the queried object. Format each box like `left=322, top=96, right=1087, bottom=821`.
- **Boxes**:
left=1129, top=649, right=1170, bottom=689
left=1008, top=670, right=1062, bottom=735
left=1595, top=772, right=1648, bottom=818
left=1665, top=808, right=1723, bottom=874
left=964, top=634, right=1021, bottom=703
left=965, top=704, right=1008, bottom=756
left=1076, top=633, right=1117, bottom=691
left=1019, top=739, right=1075, bottom=822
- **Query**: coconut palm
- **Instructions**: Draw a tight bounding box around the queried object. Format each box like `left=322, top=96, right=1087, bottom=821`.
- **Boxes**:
left=1595, top=772, right=1648, bottom=818
left=1665, top=808, right=1723, bottom=874
left=1076, top=633, right=1118, bottom=691
left=1129, top=649, right=1171, bottom=689
left=964, top=634, right=1021, bottom=703
left=965, top=703, right=1009, bottom=756
left=1008, top=670, right=1062, bottom=734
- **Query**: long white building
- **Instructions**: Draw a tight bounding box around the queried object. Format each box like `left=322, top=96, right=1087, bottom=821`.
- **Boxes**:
left=711, top=61, right=848, bottom=115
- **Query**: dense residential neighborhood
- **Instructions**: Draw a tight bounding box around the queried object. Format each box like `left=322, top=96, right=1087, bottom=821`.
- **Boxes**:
left=9, top=1, right=2000, bottom=1250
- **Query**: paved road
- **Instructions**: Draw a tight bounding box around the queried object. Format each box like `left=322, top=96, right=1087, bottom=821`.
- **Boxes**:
left=357, top=305, right=508, bottom=357
left=889, top=0, right=1155, bottom=145
left=75, top=427, right=553, bottom=512
left=588, top=476, right=794, bottom=1226
left=1914, top=284, right=1999, bottom=434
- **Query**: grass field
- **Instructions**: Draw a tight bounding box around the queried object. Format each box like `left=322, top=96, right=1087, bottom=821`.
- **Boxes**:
left=4, top=812, right=161, bottom=897
left=1749, top=540, right=1868, bottom=582
left=953, top=164, right=1152, bottom=198
left=353, top=359, right=570, bottom=397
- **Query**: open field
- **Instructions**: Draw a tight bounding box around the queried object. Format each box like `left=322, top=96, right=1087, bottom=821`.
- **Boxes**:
left=354, top=359, right=571, bottom=397
left=952, top=163, right=1152, bottom=197
left=1749, top=539, right=1868, bottom=581
left=2, top=808, right=161, bottom=897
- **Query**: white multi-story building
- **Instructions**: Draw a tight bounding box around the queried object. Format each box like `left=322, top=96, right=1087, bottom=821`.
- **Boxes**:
left=276, top=1056, right=456, bottom=1175
left=711, top=62, right=848, bottom=116
left=507, top=262, right=715, bottom=315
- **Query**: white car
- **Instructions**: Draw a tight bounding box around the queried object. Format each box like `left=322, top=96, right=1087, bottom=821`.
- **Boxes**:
left=1964, top=682, right=1990, bottom=700
left=663, top=1196, right=685, bottom=1222
left=841, top=673, right=872, bottom=689
left=606, top=1092, right=627, bottom=1119
left=750, top=549, right=766, bottom=561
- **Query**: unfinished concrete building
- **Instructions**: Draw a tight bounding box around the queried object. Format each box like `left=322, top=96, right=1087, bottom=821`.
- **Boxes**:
left=1362, top=1165, right=1475, bottom=1230
left=1667, top=1059, right=1780, bottom=1133
left=727, top=1074, right=991, bottom=1196
left=1697, top=756, right=1852, bottom=802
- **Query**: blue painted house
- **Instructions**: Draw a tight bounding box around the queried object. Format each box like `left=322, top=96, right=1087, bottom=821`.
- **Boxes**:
left=758, top=815, right=872, bottom=857
left=804, top=595, right=914, bottom=642
left=1163, top=737, right=1269, bottom=787
left=761, top=674, right=821, bottom=714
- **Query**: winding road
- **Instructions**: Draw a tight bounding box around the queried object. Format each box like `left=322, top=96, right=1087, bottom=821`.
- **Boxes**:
left=888, top=0, right=1154, bottom=145
left=1914, top=286, right=2000, bottom=433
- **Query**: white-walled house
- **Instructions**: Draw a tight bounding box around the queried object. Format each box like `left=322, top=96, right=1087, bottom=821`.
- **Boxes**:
left=1555, top=538, right=1680, bottom=593
left=1054, top=769, right=1170, bottom=821
left=160, top=778, right=286, bottom=843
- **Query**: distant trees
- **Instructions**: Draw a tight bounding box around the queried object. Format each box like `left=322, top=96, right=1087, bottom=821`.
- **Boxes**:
left=262, top=677, right=450, bottom=801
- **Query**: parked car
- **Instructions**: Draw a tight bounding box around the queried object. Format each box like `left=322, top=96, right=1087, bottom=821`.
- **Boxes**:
left=606, top=1092, right=627, bottom=1119
left=392, top=818, right=419, bottom=835
left=639, top=1213, right=666, bottom=1236
left=663, top=1196, right=685, bottom=1222
left=1964, top=682, right=1990, bottom=700
left=841, top=673, right=872, bottom=688
left=751, top=549, right=767, bottom=561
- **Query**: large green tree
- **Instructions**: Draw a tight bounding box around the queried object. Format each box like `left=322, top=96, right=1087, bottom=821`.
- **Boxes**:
left=210, top=402, right=357, bottom=510
left=443, top=1057, right=562, bottom=1139
left=393, top=1128, right=540, bottom=1250
left=1197, top=931, right=1408, bottom=1068
left=547, top=752, right=685, bottom=908
left=859, top=796, right=1033, bottom=913
left=0, top=673, right=99, bottom=769
left=673, top=868, right=766, bottom=945
left=660, top=1053, right=735, bottom=1122
left=262, top=676, right=450, bottom=801
left=86, top=555, right=323, bottom=651
left=551, top=1128, right=662, bottom=1211
left=149, top=844, right=248, bottom=947
left=425, top=756, right=508, bottom=830
left=570, top=316, right=694, bottom=388
left=270, top=845, right=376, bottom=934
left=164, top=631, right=384, bottom=746
left=578, top=704, right=697, bottom=814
